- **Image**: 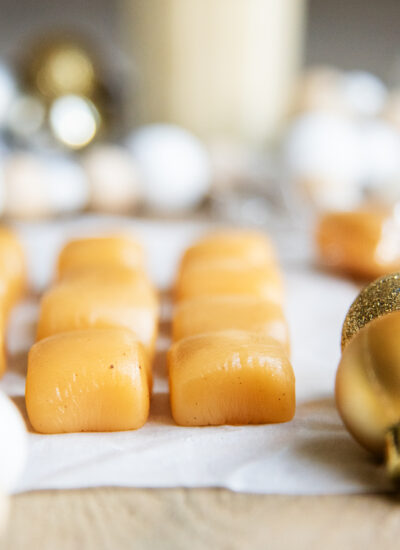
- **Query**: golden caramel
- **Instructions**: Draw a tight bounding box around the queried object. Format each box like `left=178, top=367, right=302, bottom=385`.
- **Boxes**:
left=172, top=295, right=289, bottom=352
left=37, top=267, right=159, bottom=362
left=336, top=311, right=400, bottom=455
left=57, top=235, right=145, bottom=280
left=0, top=227, right=26, bottom=314
left=316, top=209, right=400, bottom=279
left=26, top=328, right=150, bottom=434
left=179, top=230, right=276, bottom=271
left=0, top=326, right=5, bottom=379
left=168, top=330, right=295, bottom=426
left=175, top=262, right=284, bottom=304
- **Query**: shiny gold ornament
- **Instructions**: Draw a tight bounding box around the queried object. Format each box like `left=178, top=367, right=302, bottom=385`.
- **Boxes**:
left=336, top=310, right=400, bottom=456
left=336, top=273, right=400, bottom=481
left=341, top=273, right=400, bottom=349
left=23, top=38, right=97, bottom=100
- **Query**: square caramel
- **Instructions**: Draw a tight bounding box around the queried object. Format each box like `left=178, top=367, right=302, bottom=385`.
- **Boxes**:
left=168, top=330, right=295, bottom=426
left=175, top=262, right=284, bottom=304
left=37, top=266, right=159, bottom=361
left=26, top=328, right=150, bottom=433
left=57, top=235, right=145, bottom=280
left=172, top=295, right=289, bottom=353
left=179, top=230, right=276, bottom=271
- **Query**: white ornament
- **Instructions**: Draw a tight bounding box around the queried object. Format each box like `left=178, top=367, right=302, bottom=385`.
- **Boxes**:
left=0, top=391, right=27, bottom=493
left=360, top=119, right=400, bottom=202
left=50, top=95, right=99, bottom=149
left=292, top=67, right=346, bottom=115
left=126, top=124, right=211, bottom=213
left=2, top=152, right=89, bottom=219
left=6, top=95, right=45, bottom=138
left=45, top=154, right=89, bottom=215
left=83, top=144, right=141, bottom=213
left=3, top=152, right=51, bottom=219
left=341, top=71, right=387, bottom=118
left=383, top=90, right=400, bottom=132
left=208, top=139, right=253, bottom=190
left=283, top=112, right=363, bottom=210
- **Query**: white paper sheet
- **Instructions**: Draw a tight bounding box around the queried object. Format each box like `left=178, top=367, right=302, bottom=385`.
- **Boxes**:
left=0, top=216, right=390, bottom=495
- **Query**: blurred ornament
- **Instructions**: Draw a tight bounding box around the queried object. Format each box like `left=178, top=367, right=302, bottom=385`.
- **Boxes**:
left=383, top=90, right=400, bottom=132
left=0, top=391, right=27, bottom=493
left=0, top=64, right=17, bottom=126
left=126, top=124, right=211, bottom=213
left=208, top=140, right=254, bottom=191
left=82, top=144, right=141, bottom=214
left=291, top=66, right=346, bottom=115
left=283, top=112, right=363, bottom=210
left=49, top=94, right=100, bottom=149
left=6, top=94, right=45, bottom=139
left=22, top=38, right=97, bottom=100
left=45, top=154, right=89, bottom=215
left=2, top=151, right=89, bottom=219
left=341, top=71, right=387, bottom=118
left=360, top=119, right=400, bottom=202
left=2, top=152, right=51, bottom=219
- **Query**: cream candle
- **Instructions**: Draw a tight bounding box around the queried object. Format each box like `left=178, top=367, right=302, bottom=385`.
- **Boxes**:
left=123, top=0, right=306, bottom=145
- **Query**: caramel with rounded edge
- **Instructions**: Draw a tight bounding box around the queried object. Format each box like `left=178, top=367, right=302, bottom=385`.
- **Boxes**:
left=0, top=227, right=26, bottom=315
left=172, top=295, right=289, bottom=353
left=57, top=235, right=145, bottom=280
left=169, top=330, right=295, bottom=427
left=26, top=328, right=150, bottom=434
left=180, top=230, right=277, bottom=271
left=37, top=266, right=159, bottom=362
left=176, top=261, right=283, bottom=304
left=316, top=209, right=400, bottom=279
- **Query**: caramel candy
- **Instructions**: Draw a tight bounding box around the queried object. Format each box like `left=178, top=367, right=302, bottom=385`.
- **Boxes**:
left=316, top=209, right=400, bottom=279
left=0, top=325, right=5, bottom=379
left=26, top=329, right=150, bottom=434
left=172, top=295, right=289, bottom=353
left=57, top=235, right=145, bottom=280
left=180, top=230, right=276, bottom=271
left=37, top=267, right=159, bottom=362
left=0, top=228, right=26, bottom=314
left=175, top=262, right=284, bottom=304
left=168, top=330, right=295, bottom=426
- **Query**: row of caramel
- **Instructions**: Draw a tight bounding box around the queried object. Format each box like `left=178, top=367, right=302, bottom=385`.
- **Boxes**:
left=25, top=236, right=160, bottom=434
left=0, top=228, right=26, bottom=378
left=168, top=230, right=296, bottom=426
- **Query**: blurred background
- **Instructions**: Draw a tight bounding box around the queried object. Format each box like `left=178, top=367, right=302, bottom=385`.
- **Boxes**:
left=0, top=0, right=398, bottom=225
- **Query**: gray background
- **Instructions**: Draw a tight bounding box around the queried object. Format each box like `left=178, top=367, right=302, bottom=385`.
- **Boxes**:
left=0, top=0, right=398, bottom=86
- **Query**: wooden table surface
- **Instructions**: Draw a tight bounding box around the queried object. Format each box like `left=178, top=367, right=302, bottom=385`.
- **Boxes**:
left=2, top=488, right=400, bottom=550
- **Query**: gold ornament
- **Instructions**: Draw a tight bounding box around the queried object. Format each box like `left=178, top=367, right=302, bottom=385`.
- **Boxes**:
left=341, top=272, right=400, bottom=349
left=23, top=37, right=97, bottom=100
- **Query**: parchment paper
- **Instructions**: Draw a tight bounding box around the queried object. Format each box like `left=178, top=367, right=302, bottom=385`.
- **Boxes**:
left=0, top=216, right=389, bottom=495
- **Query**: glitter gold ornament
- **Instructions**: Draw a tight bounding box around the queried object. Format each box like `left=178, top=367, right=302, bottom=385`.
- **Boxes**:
left=341, top=272, right=400, bottom=349
left=336, top=273, right=400, bottom=481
